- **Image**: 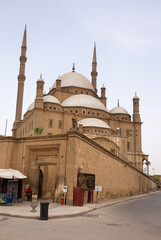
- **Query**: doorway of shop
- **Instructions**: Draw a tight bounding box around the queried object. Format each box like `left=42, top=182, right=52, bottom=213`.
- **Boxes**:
left=88, top=191, right=93, bottom=203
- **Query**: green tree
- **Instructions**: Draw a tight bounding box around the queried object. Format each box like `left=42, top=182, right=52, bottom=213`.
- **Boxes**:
left=33, top=127, right=43, bottom=136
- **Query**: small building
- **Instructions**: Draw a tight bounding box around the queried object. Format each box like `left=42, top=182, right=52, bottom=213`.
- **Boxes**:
left=0, top=169, right=27, bottom=204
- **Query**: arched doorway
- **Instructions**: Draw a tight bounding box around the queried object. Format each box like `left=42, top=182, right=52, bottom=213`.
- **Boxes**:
left=38, top=169, right=43, bottom=199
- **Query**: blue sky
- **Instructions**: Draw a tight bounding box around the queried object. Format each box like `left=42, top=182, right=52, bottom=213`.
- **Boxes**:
left=0, top=0, right=161, bottom=174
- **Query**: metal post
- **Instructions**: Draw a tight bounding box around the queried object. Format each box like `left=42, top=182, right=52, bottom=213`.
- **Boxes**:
left=11, top=180, right=13, bottom=203
left=96, top=191, right=98, bottom=203
left=5, top=119, right=8, bottom=136
left=63, top=193, right=65, bottom=205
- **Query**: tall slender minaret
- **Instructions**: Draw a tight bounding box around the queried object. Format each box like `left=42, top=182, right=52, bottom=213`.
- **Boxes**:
left=12, top=26, right=27, bottom=136
left=91, top=43, right=98, bottom=93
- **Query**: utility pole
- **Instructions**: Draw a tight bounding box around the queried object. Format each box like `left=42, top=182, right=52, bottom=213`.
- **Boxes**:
left=5, top=119, right=8, bottom=136
left=152, top=168, right=154, bottom=176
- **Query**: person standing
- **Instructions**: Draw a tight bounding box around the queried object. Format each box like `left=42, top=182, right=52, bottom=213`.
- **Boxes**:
left=26, top=186, right=32, bottom=201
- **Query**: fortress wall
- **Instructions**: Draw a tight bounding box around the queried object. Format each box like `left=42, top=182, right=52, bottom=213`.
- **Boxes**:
left=0, top=133, right=156, bottom=204
left=66, top=132, right=156, bottom=204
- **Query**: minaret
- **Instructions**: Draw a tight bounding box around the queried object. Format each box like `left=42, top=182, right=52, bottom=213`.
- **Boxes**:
left=133, top=92, right=141, bottom=122
left=35, top=74, right=44, bottom=109
left=56, top=75, right=62, bottom=90
left=133, top=92, right=142, bottom=171
left=12, top=26, right=27, bottom=136
left=91, top=43, right=98, bottom=93
left=101, top=84, right=107, bottom=107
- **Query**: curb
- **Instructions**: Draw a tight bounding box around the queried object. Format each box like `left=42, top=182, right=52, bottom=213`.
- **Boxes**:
left=0, top=191, right=159, bottom=220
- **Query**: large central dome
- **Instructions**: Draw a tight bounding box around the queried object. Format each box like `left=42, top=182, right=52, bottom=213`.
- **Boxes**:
left=52, top=71, right=94, bottom=91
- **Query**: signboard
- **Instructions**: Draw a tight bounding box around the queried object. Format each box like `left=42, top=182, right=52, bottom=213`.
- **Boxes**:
left=95, top=186, right=102, bottom=192
left=77, top=173, right=95, bottom=191
left=0, top=194, right=7, bottom=204
left=63, top=186, right=67, bottom=193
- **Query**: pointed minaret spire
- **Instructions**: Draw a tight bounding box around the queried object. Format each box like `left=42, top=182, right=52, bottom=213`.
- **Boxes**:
left=91, top=43, right=98, bottom=93
left=93, top=42, right=97, bottom=63
left=117, top=99, right=119, bottom=107
left=22, top=25, right=27, bottom=47
left=12, top=26, right=27, bottom=136
left=72, top=63, right=75, bottom=72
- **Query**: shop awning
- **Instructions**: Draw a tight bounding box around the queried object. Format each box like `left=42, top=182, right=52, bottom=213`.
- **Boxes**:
left=0, top=169, right=27, bottom=179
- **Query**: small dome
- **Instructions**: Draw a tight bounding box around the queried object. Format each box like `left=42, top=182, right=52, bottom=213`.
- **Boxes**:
left=101, top=84, right=106, bottom=89
left=27, top=95, right=60, bottom=111
left=52, top=71, right=94, bottom=91
left=133, top=92, right=139, bottom=100
left=78, top=118, right=110, bottom=128
left=62, top=94, right=107, bottom=111
left=37, top=74, right=44, bottom=82
left=43, top=95, right=60, bottom=104
left=110, top=106, right=129, bottom=115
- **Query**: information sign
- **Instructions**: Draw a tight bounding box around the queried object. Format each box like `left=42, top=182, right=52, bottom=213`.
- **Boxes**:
left=63, top=186, right=67, bottom=193
left=95, top=186, right=102, bottom=192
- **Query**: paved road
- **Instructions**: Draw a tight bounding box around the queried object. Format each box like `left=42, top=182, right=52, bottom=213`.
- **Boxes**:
left=1, top=192, right=161, bottom=240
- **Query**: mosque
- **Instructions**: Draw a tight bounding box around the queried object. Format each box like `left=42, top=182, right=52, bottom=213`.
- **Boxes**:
left=0, top=28, right=156, bottom=204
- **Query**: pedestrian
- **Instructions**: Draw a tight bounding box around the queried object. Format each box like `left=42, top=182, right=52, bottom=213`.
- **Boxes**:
left=26, top=186, right=32, bottom=201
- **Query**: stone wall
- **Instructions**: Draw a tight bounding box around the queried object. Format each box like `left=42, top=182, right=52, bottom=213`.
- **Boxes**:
left=65, top=131, right=156, bottom=204
left=0, top=133, right=156, bottom=205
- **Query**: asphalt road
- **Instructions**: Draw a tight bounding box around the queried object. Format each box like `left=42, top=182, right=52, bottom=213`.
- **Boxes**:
left=1, top=191, right=161, bottom=240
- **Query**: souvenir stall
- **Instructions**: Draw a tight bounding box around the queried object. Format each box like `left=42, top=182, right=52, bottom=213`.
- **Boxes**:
left=0, top=169, right=27, bottom=204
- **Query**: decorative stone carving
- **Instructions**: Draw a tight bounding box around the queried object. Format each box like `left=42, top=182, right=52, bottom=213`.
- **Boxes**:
left=72, top=117, right=78, bottom=130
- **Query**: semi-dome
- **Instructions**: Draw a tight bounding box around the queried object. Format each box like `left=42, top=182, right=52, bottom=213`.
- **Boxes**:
left=27, top=95, right=60, bottom=111
left=27, top=102, right=35, bottom=111
left=52, top=71, right=94, bottom=91
left=78, top=118, right=110, bottom=128
left=43, top=95, right=60, bottom=104
left=62, top=94, right=107, bottom=111
left=110, top=106, right=129, bottom=115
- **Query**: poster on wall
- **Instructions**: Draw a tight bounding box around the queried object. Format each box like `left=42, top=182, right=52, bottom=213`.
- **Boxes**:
left=77, top=173, right=95, bottom=191
left=0, top=194, right=7, bottom=204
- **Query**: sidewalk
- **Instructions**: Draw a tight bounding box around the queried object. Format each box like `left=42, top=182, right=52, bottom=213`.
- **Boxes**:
left=0, top=191, right=158, bottom=219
